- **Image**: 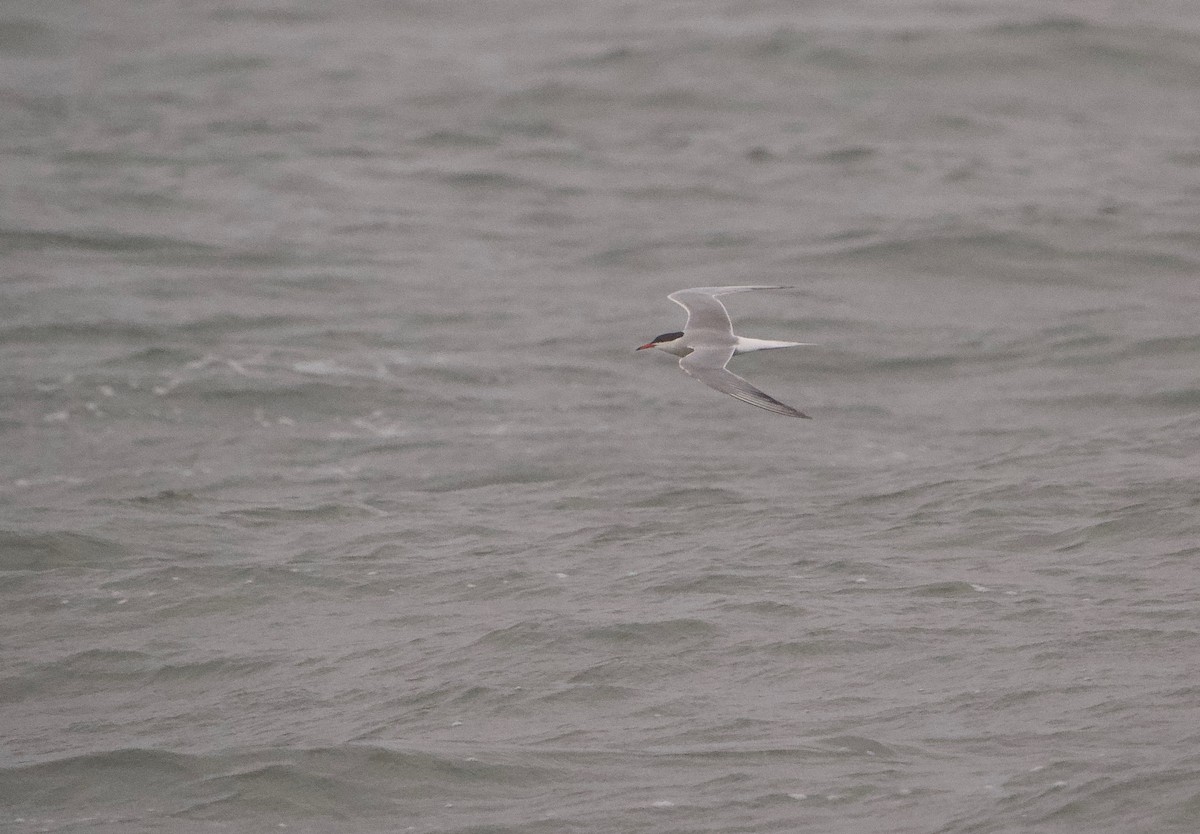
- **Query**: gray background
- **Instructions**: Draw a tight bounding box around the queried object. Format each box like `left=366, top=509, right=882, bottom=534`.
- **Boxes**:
left=3, top=2, right=1200, bottom=832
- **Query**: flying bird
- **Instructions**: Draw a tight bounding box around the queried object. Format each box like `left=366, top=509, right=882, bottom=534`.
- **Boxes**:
left=636, top=286, right=811, bottom=419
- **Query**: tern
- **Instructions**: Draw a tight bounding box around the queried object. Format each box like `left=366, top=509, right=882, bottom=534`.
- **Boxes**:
left=637, top=286, right=811, bottom=419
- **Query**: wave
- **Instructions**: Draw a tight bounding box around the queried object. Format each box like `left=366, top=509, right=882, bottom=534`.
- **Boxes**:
left=0, top=530, right=123, bottom=571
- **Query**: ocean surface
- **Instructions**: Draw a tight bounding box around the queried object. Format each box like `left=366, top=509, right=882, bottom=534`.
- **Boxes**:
left=3, top=1, right=1200, bottom=832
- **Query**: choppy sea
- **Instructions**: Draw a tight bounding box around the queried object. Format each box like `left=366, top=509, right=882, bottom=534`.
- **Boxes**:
left=3, top=2, right=1200, bottom=832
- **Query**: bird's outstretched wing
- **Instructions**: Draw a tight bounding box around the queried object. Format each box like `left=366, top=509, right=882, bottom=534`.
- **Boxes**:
left=679, top=346, right=810, bottom=419
left=667, top=286, right=791, bottom=336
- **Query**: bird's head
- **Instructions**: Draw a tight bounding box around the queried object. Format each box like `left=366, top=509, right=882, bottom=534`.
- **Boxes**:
left=636, top=331, right=685, bottom=352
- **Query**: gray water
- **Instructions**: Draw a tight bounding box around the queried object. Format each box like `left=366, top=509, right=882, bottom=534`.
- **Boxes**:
left=3, top=2, right=1200, bottom=832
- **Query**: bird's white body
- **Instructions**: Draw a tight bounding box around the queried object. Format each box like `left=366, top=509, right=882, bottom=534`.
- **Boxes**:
left=650, top=335, right=806, bottom=358
left=636, top=286, right=812, bottom=419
